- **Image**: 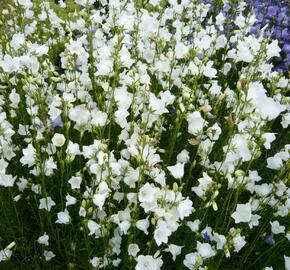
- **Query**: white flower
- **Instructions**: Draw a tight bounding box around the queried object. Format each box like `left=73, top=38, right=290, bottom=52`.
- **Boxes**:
left=37, top=233, right=49, bottom=246
left=285, top=256, right=290, bottom=270
left=20, top=143, right=36, bottom=167
left=187, top=219, right=200, bottom=232
left=136, top=218, right=150, bottom=235
left=65, top=194, right=77, bottom=207
left=266, top=40, right=281, bottom=59
left=175, top=42, right=189, bottom=59
left=262, top=133, right=276, bottom=149
left=281, top=113, right=290, bottom=128
left=216, top=35, right=227, bottom=49
left=247, top=82, right=285, bottom=120
left=52, top=133, right=65, bottom=147
left=88, top=220, right=101, bottom=236
left=139, top=183, right=156, bottom=203
left=196, top=242, right=216, bottom=258
left=55, top=209, right=71, bottom=224
left=154, top=222, right=171, bottom=246
left=177, top=197, right=193, bottom=219
left=183, top=252, right=198, bottom=269
left=91, top=111, right=107, bottom=127
left=208, top=123, right=222, bottom=141
left=43, top=250, right=55, bottom=261
left=177, top=149, right=190, bottom=163
left=75, top=0, right=95, bottom=6
left=166, top=244, right=182, bottom=261
left=267, top=156, right=283, bottom=170
left=90, top=257, right=100, bottom=268
left=213, top=233, right=227, bottom=250
left=167, top=163, right=184, bottom=179
left=0, top=159, right=8, bottom=174
left=0, top=249, right=12, bottom=262
left=0, top=174, right=16, bottom=187
left=68, top=176, right=82, bottom=189
left=66, top=141, right=81, bottom=160
left=119, top=220, right=131, bottom=234
left=270, top=221, right=285, bottom=234
left=69, top=105, right=90, bottom=126
left=9, top=89, right=20, bottom=108
left=149, top=93, right=168, bottom=115
left=231, top=203, right=252, bottom=223
left=128, top=243, right=140, bottom=257
left=187, top=111, right=206, bottom=135
left=232, top=233, right=246, bottom=252
left=199, top=35, right=212, bottom=50
left=236, top=41, right=253, bottom=63
left=136, top=255, right=163, bottom=270
left=39, top=197, right=56, bottom=212
left=0, top=55, right=20, bottom=73
left=0, top=242, right=15, bottom=262
left=192, top=172, right=213, bottom=197
left=10, top=33, right=25, bottom=51
left=203, top=61, right=217, bottom=78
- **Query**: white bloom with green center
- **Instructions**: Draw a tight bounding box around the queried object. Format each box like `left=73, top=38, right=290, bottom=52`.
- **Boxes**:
left=52, top=133, right=65, bottom=147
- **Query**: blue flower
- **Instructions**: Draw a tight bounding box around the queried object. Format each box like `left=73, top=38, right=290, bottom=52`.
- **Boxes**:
left=266, top=234, right=275, bottom=246
left=203, top=231, right=211, bottom=241
left=52, top=115, right=64, bottom=129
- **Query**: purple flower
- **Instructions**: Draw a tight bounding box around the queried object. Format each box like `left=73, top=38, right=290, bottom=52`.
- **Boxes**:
left=266, top=234, right=275, bottom=246
left=203, top=231, right=211, bottom=241
left=267, top=6, right=279, bottom=17
left=52, top=115, right=64, bottom=128
left=281, top=29, right=289, bottom=41
left=249, top=26, right=258, bottom=35
left=283, top=44, right=290, bottom=54
left=222, top=5, right=230, bottom=14
left=198, top=51, right=204, bottom=60
left=188, top=37, right=193, bottom=45
left=169, top=107, right=176, bottom=115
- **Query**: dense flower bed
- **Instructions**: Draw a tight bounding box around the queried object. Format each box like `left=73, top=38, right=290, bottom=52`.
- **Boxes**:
left=0, top=0, right=289, bottom=269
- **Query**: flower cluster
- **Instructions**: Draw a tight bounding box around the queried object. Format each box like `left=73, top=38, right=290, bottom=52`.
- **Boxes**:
left=0, top=0, right=289, bottom=269
left=248, top=0, right=290, bottom=71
